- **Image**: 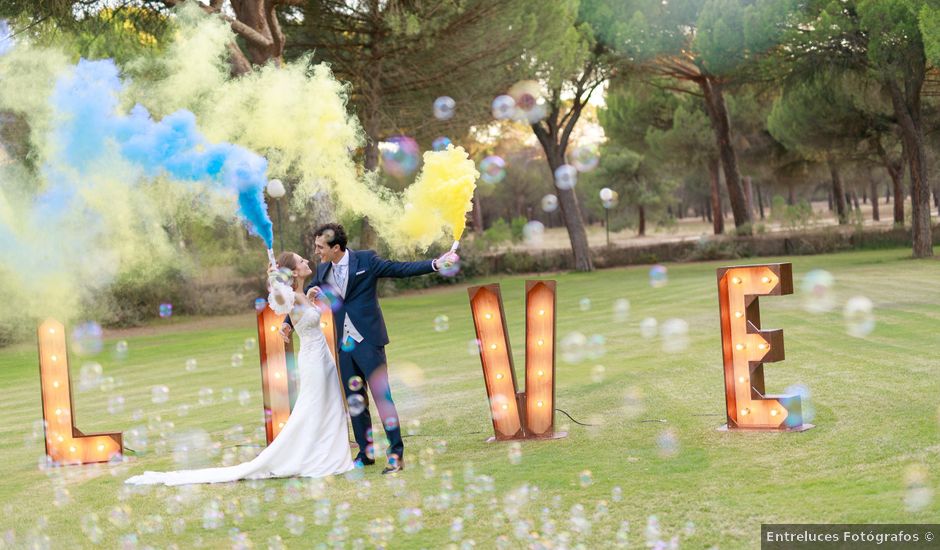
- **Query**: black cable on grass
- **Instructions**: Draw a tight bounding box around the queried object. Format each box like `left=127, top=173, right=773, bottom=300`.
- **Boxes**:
left=555, top=408, right=597, bottom=427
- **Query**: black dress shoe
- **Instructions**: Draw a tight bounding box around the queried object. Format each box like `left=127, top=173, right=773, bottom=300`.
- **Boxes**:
left=381, top=459, right=403, bottom=475
left=354, top=457, right=375, bottom=468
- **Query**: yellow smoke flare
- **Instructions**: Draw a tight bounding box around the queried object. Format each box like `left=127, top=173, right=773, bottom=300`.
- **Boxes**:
left=397, top=145, right=479, bottom=251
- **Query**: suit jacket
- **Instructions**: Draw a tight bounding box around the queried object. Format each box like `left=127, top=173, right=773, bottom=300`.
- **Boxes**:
left=287, top=249, right=435, bottom=347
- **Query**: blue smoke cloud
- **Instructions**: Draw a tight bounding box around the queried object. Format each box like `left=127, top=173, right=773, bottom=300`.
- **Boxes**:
left=0, top=20, right=13, bottom=56
left=48, top=58, right=274, bottom=247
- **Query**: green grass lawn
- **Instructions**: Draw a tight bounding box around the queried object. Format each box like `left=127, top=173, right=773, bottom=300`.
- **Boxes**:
left=1, top=247, right=939, bottom=548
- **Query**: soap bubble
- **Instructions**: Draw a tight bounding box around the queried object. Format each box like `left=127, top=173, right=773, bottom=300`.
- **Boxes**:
left=613, top=298, right=630, bottom=322
left=270, top=267, right=293, bottom=285
left=71, top=322, right=103, bottom=355
left=347, top=395, right=366, bottom=416
left=439, top=257, right=461, bottom=277
left=434, top=315, right=450, bottom=332
left=568, top=144, right=600, bottom=172
left=171, top=429, right=211, bottom=469
left=578, top=470, right=593, bottom=487
left=151, top=385, right=170, bottom=404
left=801, top=269, right=835, bottom=313
left=491, top=95, right=516, bottom=119
left=553, top=164, right=578, bottom=190
left=639, top=318, right=658, bottom=339
left=198, top=388, right=214, bottom=406
left=244, top=338, right=256, bottom=351
left=844, top=296, right=875, bottom=338
left=381, top=136, right=420, bottom=178
left=579, top=297, right=592, bottom=311
left=659, top=319, right=690, bottom=353
left=254, top=298, right=267, bottom=311
left=508, top=442, right=522, bottom=465
left=79, top=363, right=103, bottom=391
left=432, top=136, right=452, bottom=151
left=784, top=383, right=815, bottom=424
left=591, top=365, right=606, bottom=383
left=185, top=358, right=197, bottom=372
left=400, top=507, right=423, bottom=534
left=508, top=80, right=546, bottom=123
left=238, top=390, right=251, bottom=406
left=285, top=513, right=305, bottom=536
left=341, top=337, right=356, bottom=352
left=541, top=194, right=559, bottom=213
left=467, top=338, right=481, bottom=355
left=904, top=464, right=933, bottom=512
left=649, top=265, right=668, bottom=287
left=522, top=221, right=545, bottom=246
left=114, top=340, right=128, bottom=358
left=433, top=96, right=456, bottom=120
left=479, top=156, right=506, bottom=184
left=656, top=429, right=679, bottom=457
left=586, top=334, right=606, bottom=359
left=560, top=332, right=587, bottom=363
left=623, top=386, right=646, bottom=418
left=107, top=395, right=125, bottom=414
left=348, top=376, right=364, bottom=392
left=231, top=353, right=244, bottom=367
left=159, top=303, right=173, bottom=318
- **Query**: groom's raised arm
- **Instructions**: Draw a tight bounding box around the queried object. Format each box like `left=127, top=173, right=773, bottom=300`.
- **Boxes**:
left=370, top=251, right=437, bottom=278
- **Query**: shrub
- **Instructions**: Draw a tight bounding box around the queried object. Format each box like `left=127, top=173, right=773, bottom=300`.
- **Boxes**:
left=509, top=216, right=528, bottom=243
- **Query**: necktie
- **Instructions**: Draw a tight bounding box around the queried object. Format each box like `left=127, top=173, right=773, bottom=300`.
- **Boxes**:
left=335, top=264, right=346, bottom=293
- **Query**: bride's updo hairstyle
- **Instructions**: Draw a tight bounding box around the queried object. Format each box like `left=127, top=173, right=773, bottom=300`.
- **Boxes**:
left=276, top=251, right=300, bottom=284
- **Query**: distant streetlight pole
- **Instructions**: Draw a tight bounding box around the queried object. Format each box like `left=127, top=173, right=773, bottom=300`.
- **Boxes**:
left=599, top=187, right=617, bottom=247
left=267, top=179, right=286, bottom=251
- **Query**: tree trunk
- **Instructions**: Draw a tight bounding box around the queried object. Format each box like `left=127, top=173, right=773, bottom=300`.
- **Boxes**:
left=851, top=190, right=860, bottom=213
left=886, top=160, right=904, bottom=224
left=704, top=199, right=712, bottom=222
left=756, top=182, right=765, bottom=220
left=531, top=82, right=594, bottom=272
left=551, top=154, right=592, bottom=270
left=471, top=191, right=484, bottom=236
left=787, top=183, right=796, bottom=206
left=707, top=156, right=724, bottom=235
left=887, top=77, right=932, bottom=257
left=230, top=0, right=286, bottom=67
left=743, top=175, right=755, bottom=218
left=700, top=78, right=751, bottom=232
left=827, top=157, right=848, bottom=225
left=870, top=180, right=880, bottom=222
left=637, top=205, right=646, bottom=236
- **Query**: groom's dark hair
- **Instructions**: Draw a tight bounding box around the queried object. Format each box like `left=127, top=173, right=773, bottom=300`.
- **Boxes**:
left=314, top=223, right=347, bottom=251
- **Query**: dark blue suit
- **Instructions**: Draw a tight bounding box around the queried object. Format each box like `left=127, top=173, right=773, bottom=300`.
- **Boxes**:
left=300, top=249, right=435, bottom=463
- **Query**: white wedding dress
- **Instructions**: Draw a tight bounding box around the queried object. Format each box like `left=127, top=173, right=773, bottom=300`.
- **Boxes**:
left=126, top=305, right=355, bottom=486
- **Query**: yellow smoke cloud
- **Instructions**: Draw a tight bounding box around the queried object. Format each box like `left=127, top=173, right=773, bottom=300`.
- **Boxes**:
left=399, top=145, right=479, bottom=249
left=128, top=4, right=478, bottom=254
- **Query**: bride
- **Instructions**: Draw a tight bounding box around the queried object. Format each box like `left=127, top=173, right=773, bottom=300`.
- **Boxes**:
left=126, top=252, right=354, bottom=486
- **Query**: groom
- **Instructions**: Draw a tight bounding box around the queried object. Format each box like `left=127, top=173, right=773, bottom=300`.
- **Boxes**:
left=280, top=223, right=456, bottom=474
